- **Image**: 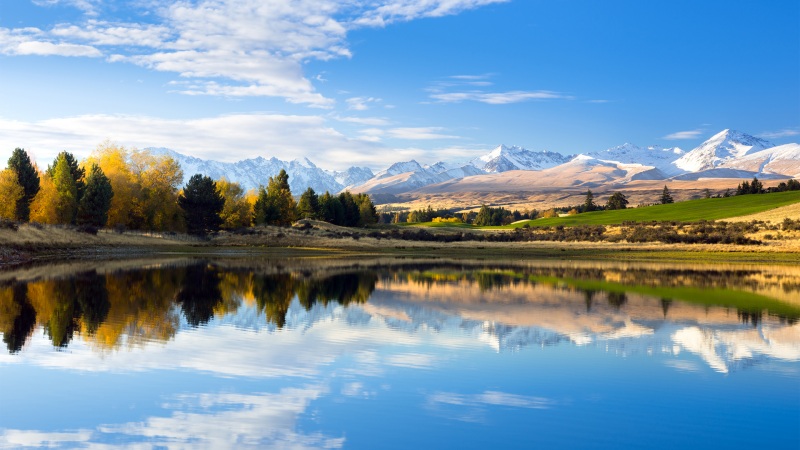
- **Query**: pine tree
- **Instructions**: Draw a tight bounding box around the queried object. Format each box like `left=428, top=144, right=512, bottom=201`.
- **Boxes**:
left=76, top=164, right=114, bottom=227
left=297, top=187, right=320, bottom=219
left=7, top=148, right=40, bottom=221
left=254, top=170, right=296, bottom=226
left=660, top=185, right=674, bottom=204
left=178, top=174, right=224, bottom=235
left=46, top=151, right=85, bottom=201
left=354, top=193, right=377, bottom=226
left=51, top=153, right=78, bottom=224
left=583, top=189, right=596, bottom=212
left=606, top=192, right=629, bottom=210
left=749, top=177, right=763, bottom=194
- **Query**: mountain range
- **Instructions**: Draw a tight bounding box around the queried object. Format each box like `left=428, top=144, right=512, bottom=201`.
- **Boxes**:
left=148, top=129, right=799, bottom=199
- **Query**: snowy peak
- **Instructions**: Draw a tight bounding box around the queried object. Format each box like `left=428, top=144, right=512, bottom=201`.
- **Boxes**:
left=332, top=166, right=374, bottom=188
left=588, top=143, right=685, bottom=176
left=674, top=129, right=774, bottom=172
left=471, top=144, right=572, bottom=172
left=375, top=160, right=425, bottom=179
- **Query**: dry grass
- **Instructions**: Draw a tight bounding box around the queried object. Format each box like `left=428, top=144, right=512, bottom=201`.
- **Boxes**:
left=723, top=202, right=800, bottom=223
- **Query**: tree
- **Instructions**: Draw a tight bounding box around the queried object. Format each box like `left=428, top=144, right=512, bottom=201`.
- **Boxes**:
left=46, top=151, right=85, bottom=201
left=318, top=191, right=344, bottom=225
left=76, top=164, right=114, bottom=227
left=216, top=178, right=252, bottom=229
left=297, top=187, right=320, bottom=219
left=338, top=192, right=360, bottom=227
left=355, top=193, right=377, bottom=226
left=254, top=169, right=296, bottom=226
left=0, top=169, right=24, bottom=220
left=51, top=153, right=79, bottom=224
left=7, top=148, right=40, bottom=221
left=29, top=175, right=59, bottom=224
left=660, top=185, right=674, bottom=204
left=178, top=174, right=224, bottom=235
left=749, top=176, right=763, bottom=194
left=130, top=150, right=184, bottom=231
left=606, top=192, right=628, bottom=210
left=84, top=142, right=140, bottom=229
left=583, top=189, right=596, bottom=212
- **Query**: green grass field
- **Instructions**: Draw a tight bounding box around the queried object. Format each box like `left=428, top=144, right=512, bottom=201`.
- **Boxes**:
left=404, top=191, right=800, bottom=229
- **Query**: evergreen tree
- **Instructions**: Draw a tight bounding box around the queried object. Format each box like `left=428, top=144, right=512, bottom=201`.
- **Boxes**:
left=660, top=185, right=674, bottom=204
left=46, top=151, right=85, bottom=201
left=736, top=180, right=750, bottom=196
left=7, top=148, right=40, bottom=221
left=749, top=177, right=763, bottom=194
left=253, top=169, right=296, bottom=226
left=178, top=174, right=224, bottom=235
left=583, top=189, right=596, bottom=212
left=318, top=191, right=345, bottom=225
left=606, top=192, right=628, bottom=210
left=51, top=153, right=78, bottom=224
left=297, top=187, right=320, bottom=219
left=338, top=192, right=360, bottom=227
left=354, top=193, right=377, bottom=226
left=76, top=164, right=114, bottom=227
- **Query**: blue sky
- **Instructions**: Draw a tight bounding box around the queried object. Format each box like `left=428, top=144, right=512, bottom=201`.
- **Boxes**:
left=0, top=0, right=798, bottom=170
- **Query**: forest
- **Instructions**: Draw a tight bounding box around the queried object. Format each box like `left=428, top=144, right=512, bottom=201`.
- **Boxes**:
left=0, top=144, right=377, bottom=235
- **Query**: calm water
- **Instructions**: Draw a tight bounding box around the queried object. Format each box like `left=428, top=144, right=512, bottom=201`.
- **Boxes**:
left=0, top=257, right=798, bottom=449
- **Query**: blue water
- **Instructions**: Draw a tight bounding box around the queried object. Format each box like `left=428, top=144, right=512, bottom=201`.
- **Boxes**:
left=0, top=259, right=798, bottom=449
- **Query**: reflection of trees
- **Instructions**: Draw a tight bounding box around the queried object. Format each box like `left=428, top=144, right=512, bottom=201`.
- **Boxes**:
left=607, top=292, right=627, bottom=311
left=661, top=299, right=673, bottom=318
left=176, top=264, right=223, bottom=327
left=297, top=273, right=377, bottom=309
left=583, top=290, right=597, bottom=312
left=75, top=272, right=110, bottom=336
left=252, top=273, right=294, bottom=329
left=0, top=283, right=37, bottom=354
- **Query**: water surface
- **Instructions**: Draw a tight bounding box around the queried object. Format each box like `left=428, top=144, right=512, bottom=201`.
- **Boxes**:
left=1, top=258, right=798, bottom=449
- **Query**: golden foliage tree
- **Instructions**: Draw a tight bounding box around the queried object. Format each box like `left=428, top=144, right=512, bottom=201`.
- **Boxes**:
left=130, top=150, right=184, bottom=231
left=84, top=141, right=140, bottom=229
left=0, top=169, right=24, bottom=220
left=29, top=174, right=60, bottom=224
left=216, top=178, right=252, bottom=229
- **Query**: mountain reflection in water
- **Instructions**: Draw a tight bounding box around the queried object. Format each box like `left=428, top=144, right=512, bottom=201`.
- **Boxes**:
left=0, top=258, right=798, bottom=374
left=0, top=258, right=798, bottom=449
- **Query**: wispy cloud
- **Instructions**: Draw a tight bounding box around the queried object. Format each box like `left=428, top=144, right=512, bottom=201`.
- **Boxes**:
left=663, top=129, right=704, bottom=140
left=3, top=0, right=508, bottom=106
left=430, top=90, right=571, bottom=104
left=758, top=128, right=800, bottom=140
left=346, top=96, right=382, bottom=111
left=387, top=127, right=460, bottom=139
left=333, top=115, right=391, bottom=126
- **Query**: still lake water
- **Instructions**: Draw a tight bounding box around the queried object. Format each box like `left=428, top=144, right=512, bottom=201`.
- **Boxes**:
left=0, top=257, right=798, bottom=449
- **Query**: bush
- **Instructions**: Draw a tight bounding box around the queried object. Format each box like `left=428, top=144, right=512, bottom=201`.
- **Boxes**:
left=0, top=219, right=18, bottom=231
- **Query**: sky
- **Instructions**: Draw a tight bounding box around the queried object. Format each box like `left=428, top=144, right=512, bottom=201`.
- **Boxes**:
left=0, top=0, right=798, bottom=171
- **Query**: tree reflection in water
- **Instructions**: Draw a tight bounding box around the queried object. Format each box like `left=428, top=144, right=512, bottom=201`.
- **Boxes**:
left=0, top=259, right=798, bottom=353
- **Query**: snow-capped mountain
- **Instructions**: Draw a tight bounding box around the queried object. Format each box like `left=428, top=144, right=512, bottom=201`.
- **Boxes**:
left=718, top=143, right=800, bottom=178
left=333, top=166, right=374, bottom=188
left=589, top=143, right=685, bottom=176
left=352, top=160, right=484, bottom=195
left=673, top=129, right=773, bottom=172
left=148, top=148, right=347, bottom=194
left=470, top=145, right=572, bottom=172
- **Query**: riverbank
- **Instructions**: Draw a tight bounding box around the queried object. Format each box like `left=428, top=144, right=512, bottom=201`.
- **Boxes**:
left=1, top=219, right=799, bottom=268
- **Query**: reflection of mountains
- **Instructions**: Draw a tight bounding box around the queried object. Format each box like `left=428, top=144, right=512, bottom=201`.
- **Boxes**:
left=1, top=261, right=798, bottom=373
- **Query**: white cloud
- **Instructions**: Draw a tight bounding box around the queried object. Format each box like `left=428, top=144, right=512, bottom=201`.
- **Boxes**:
left=758, top=128, right=800, bottom=140
left=430, top=90, right=571, bottom=104
left=0, top=429, right=92, bottom=449
left=387, top=127, right=460, bottom=140
left=663, top=129, right=704, bottom=140
left=7, top=0, right=507, bottom=106
left=333, top=115, right=391, bottom=126
left=346, top=97, right=382, bottom=111
left=0, top=28, right=102, bottom=57
left=0, top=113, right=386, bottom=170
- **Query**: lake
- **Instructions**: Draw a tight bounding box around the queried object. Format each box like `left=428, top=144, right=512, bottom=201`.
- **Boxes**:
left=0, top=257, right=798, bottom=449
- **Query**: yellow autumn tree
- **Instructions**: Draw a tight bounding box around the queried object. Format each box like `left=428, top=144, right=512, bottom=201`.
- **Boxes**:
left=130, top=149, right=185, bottom=232
left=29, top=174, right=59, bottom=224
left=0, top=169, right=24, bottom=220
left=216, top=178, right=252, bottom=229
left=84, top=141, right=140, bottom=229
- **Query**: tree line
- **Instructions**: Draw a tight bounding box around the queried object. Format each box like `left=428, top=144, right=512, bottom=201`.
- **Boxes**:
left=1, top=144, right=376, bottom=235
